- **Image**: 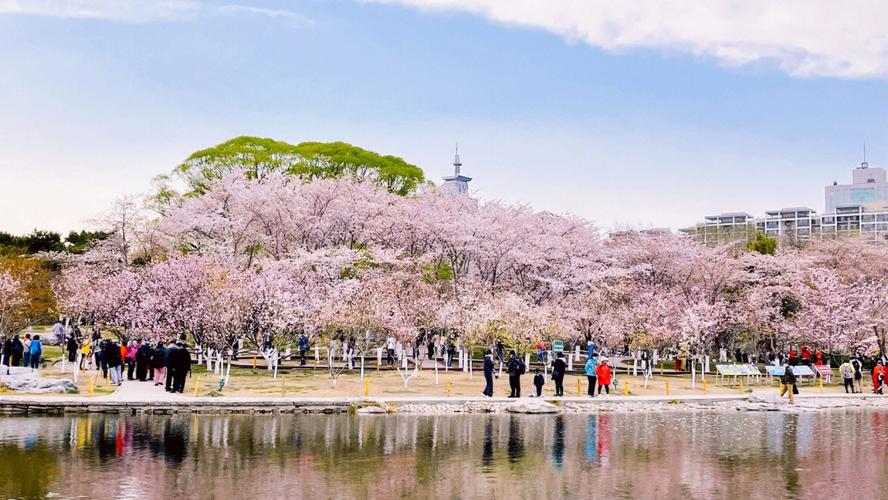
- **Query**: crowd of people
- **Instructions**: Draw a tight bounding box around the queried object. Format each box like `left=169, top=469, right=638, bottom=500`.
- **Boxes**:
left=481, top=344, right=616, bottom=399
left=1, top=320, right=194, bottom=394
left=64, top=333, right=194, bottom=393
left=0, top=333, right=43, bottom=370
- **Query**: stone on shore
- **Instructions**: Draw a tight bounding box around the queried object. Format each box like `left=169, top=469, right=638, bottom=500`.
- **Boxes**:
left=506, top=399, right=558, bottom=414
left=356, top=405, right=387, bottom=415
left=0, top=367, right=78, bottom=394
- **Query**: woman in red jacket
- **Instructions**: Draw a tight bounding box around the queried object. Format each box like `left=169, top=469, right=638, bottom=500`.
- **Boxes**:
left=596, top=358, right=613, bottom=395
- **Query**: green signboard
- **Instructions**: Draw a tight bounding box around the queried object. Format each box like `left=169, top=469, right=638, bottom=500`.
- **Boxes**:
left=553, top=340, right=564, bottom=352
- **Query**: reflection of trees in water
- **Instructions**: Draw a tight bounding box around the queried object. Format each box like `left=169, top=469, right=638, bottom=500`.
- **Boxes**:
left=0, top=443, right=59, bottom=498
left=0, top=411, right=885, bottom=498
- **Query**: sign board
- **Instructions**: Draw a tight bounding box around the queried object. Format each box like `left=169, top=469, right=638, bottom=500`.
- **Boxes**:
left=553, top=340, right=564, bottom=353
left=764, top=365, right=816, bottom=377
left=814, top=365, right=833, bottom=376
left=791, top=365, right=816, bottom=377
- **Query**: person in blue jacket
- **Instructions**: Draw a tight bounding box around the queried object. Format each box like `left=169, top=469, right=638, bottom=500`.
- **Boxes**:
left=28, top=335, right=42, bottom=370
left=584, top=354, right=598, bottom=397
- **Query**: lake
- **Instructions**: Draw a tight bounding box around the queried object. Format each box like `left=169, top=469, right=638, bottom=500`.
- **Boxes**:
left=0, top=410, right=886, bottom=499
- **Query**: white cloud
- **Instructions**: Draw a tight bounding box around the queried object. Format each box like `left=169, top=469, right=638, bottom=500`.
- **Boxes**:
left=219, top=4, right=314, bottom=26
left=0, top=0, right=311, bottom=25
left=0, top=0, right=202, bottom=22
left=365, top=0, right=888, bottom=79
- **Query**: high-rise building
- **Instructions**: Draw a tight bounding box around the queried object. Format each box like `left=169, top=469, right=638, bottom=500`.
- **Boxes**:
left=824, top=160, right=888, bottom=213
left=440, top=145, right=472, bottom=195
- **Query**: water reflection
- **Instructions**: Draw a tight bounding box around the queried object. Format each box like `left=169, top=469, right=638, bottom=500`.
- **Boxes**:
left=551, top=415, right=564, bottom=469
left=0, top=411, right=885, bottom=499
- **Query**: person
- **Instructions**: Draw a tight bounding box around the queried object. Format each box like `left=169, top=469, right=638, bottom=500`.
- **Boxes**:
left=97, top=340, right=108, bottom=380
left=298, top=334, right=309, bottom=366
left=136, top=340, right=151, bottom=381
left=584, top=354, right=598, bottom=397
left=426, top=335, right=435, bottom=361
left=171, top=342, right=192, bottom=393
left=850, top=356, right=864, bottom=393
left=165, top=343, right=178, bottom=392
left=52, top=321, right=65, bottom=345
left=2, top=336, right=12, bottom=366
left=551, top=352, right=566, bottom=397
left=840, top=360, right=855, bottom=393
left=596, top=357, right=612, bottom=395
left=28, top=335, right=42, bottom=370
left=22, top=334, right=31, bottom=368
left=385, top=336, right=396, bottom=367
left=10, top=335, right=23, bottom=366
left=482, top=349, right=496, bottom=397
left=125, top=341, right=137, bottom=380
left=447, top=340, right=456, bottom=368
left=495, top=340, right=505, bottom=364
left=536, top=341, right=546, bottom=363
left=79, top=338, right=92, bottom=371
left=533, top=368, right=545, bottom=397
left=506, top=350, right=524, bottom=398
left=66, top=335, right=78, bottom=363
left=105, top=340, right=123, bottom=385
left=151, top=341, right=167, bottom=386
left=780, top=365, right=798, bottom=404
left=875, top=362, right=885, bottom=395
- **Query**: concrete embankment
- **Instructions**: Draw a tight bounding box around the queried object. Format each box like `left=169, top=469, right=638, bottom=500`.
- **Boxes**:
left=0, top=393, right=885, bottom=416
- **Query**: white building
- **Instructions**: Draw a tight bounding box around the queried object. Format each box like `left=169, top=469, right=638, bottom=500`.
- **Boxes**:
left=824, top=160, right=888, bottom=213
left=440, top=146, right=472, bottom=195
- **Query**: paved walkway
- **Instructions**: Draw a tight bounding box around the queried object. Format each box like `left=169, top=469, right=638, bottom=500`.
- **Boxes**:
left=106, top=380, right=184, bottom=402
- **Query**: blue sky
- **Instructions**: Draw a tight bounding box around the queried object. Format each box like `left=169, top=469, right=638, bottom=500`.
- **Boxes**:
left=2, top=0, right=888, bottom=234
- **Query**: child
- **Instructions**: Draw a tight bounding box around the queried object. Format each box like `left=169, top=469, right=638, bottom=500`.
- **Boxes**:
left=533, top=368, right=545, bottom=397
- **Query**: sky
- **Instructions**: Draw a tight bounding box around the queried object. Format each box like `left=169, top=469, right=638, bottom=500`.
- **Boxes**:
left=2, top=0, right=888, bottom=235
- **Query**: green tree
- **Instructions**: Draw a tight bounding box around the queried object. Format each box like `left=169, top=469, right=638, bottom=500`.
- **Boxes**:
left=175, top=136, right=425, bottom=196
left=746, top=232, right=777, bottom=255
left=64, top=230, right=110, bottom=254
left=290, top=141, right=425, bottom=196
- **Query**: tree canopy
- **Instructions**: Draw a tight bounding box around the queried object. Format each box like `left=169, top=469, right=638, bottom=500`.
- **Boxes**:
left=176, top=136, right=425, bottom=196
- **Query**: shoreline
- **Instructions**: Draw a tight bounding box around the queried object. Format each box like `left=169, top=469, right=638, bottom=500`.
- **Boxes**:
left=0, top=392, right=886, bottom=416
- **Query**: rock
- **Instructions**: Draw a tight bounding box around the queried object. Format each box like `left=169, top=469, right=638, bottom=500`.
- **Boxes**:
left=356, top=405, right=387, bottom=415
left=505, top=399, right=559, bottom=414
left=0, top=370, right=78, bottom=394
left=748, top=392, right=784, bottom=405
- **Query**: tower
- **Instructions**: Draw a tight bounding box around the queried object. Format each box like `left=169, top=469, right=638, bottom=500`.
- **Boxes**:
left=440, top=144, right=472, bottom=195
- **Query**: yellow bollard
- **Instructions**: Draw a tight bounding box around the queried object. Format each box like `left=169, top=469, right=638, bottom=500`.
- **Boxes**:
left=576, top=378, right=581, bottom=395
left=703, top=380, right=709, bottom=394
left=740, top=378, right=745, bottom=392
left=88, top=376, right=95, bottom=396
left=665, top=381, right=670, bottom=396
left=193, top=376, right=201, bottom=397
left=252, top=355, right=257, bottom=369
left=819, top=378, right=824, bottom=393
left=376, top=360, right=380, bottom=372
left=363, top=378, right=370, bottom=397
left=623, top=381, right=629, bottom=396
left=447, top=381, right=453, bottom=396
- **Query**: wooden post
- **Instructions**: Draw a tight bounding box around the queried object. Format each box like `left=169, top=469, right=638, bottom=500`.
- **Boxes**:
left=364, top=378, right=370, bottom=397
left=665, top=381, right=670, bottom=396
left=576, top=378, right=581, bottom=395
left=193, top=376, right=201, bottom=397
left=703, top=379, right=709, bottom=394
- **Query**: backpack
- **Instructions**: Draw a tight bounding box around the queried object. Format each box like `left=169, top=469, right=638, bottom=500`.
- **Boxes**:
left=518, top=359, right=526, bottom=375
